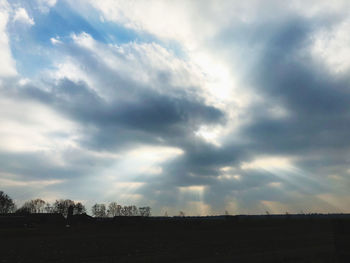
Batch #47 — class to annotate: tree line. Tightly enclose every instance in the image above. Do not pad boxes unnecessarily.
[92,203,151,217]
[0,191,151,217]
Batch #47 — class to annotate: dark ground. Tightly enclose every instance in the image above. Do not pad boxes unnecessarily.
[1,216,350,262]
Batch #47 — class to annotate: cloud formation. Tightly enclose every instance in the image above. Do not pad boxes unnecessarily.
[1,0,350,215]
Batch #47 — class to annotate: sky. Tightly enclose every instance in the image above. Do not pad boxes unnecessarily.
[1,0,350,216]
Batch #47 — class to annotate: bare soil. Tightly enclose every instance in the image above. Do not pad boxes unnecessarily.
[1,217,349,262]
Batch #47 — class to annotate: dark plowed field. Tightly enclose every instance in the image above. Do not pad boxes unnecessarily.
[1,218,349,262]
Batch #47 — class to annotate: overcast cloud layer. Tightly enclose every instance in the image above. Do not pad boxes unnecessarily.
[1,0,350,215]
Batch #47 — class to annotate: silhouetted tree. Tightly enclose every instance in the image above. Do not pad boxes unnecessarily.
[19,201,34,213]
[91,203,106,217]
[20,199,46,213]
[0,191,15,213]
[44,203,53,213]
[131,205,139,216]
[120,206,131,216]
[34,199,46,212]
[73,202,86,215]
[107,202,121,217]
[139,206,151,217]
[52,199,86,216]
[179,211,185,217]
[15,207,30,214]
[53,199,75,217]
[106,204,142,216]
[67,205,74,219]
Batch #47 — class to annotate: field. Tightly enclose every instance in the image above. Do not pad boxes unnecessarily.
[1,216,349,262]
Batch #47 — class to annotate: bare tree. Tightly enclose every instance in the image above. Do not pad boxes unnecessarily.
[107,203,144,216]
[91,203,106,217]
[139,206,151,217]
[53,199,75,217]
[73,202,86,215]
[131,205,139,216]
[19,201,34,213]
[107,202,121,217]
[34,199,46,213]
[121,206,132,216]
[44,203,53,213]
[20,199,46,213]
[0,191,15,213]
[49,200,86,216]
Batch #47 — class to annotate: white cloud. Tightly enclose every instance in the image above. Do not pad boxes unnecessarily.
[82,1,257,140]
[0,96,78,153]
[290,0,350,18]
[0,0,17,77]
[0,177,64,188]
[50,58,94,87]
[85,0,281,50]
[50,36,62,45]
[13,7,34,25]
[51,32,210,103]
[36,0,57,13]
[87,0,202,49]
[311,19,350,74]
[83,0,247,104]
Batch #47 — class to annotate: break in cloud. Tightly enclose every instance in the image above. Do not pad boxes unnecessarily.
[1,0,350,215]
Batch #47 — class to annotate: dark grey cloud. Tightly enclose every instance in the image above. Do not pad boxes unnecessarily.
[17,77,225,150]
[137,14,350,213]
[241,18,350,156]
